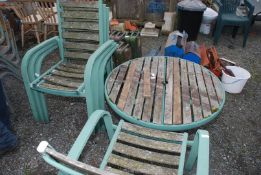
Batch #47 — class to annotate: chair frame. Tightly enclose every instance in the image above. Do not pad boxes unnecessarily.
[37,110,210,175]
[22,0,117,122]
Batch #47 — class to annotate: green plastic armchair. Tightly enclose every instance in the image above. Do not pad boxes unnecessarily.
[21,0,117,122]
[213,0,255,47]
[37,110,210,175]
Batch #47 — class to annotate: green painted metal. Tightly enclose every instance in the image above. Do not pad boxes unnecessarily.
[185,130,209,175]
[38,110,209,175]
[21,0,117,122]
[178,133,188,175]
[213,0,255,47]
[104,57,226,131]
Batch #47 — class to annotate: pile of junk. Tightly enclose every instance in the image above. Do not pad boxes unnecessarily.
[109,0,251,94]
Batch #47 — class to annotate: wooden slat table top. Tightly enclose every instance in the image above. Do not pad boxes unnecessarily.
[106,56,225,127]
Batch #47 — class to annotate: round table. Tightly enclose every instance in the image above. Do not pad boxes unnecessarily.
[105,56,225,131]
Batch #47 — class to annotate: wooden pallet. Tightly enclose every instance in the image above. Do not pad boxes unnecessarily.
[106,57,224,126]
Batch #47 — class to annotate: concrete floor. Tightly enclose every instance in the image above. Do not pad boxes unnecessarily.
[0,22,260,175]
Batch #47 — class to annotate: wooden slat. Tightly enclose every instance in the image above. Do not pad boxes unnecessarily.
[109,64,129,103]
[117,63,137,110]
[173,59,182,124]
[133,57,151,119]
[211,76,223,104]
[61,62,85,70]
[113,142,180,166]
[164,59,174,124]
[43,75,82,88]
[118,132,181,153]
[45,148,115,175]
[61,2,99,9]
[123,59,144,115]
[57,65,85,74]
[39,82,76,91]
[64,41,99,52]
[142,58,159,122]
[106,68,120,95]
[194,64,212,118]
[108,154,177,175]
[201,68,219,112]
[64,51,91,60]
[52,69,84,79]
[63,31,99,42]
[62,22,99,31]
[143,67,151,98]
[62,11,98,19]
[122,122,184,141]
[105,167,132,175]
[180,60,192,124]
[187,62,203,122]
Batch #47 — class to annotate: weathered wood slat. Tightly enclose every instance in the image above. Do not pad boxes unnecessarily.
[52,69,84,79]
[64,41,99,52]
[173,59,182,124]
[62,22,99,31]
[211,76,223,104]
[62,11,98,19]
[108,154,177,175]
[143,67,151,98]
[109,64,129,103]
[117,63,137,110]
[142,58,159,122]
[180,60,192,124]
[153,57,165,124]
[118,132,181,153]
[122,122,184,141]
[61,2,98,9]
[194,64,212,118]
[123,59,144,115]
[57,65,85,74]
[113,143,180,167]
[63,31,99,42]
[201,68,219,112]
[133,57,151,119]
[105,167,132,175]
[164,59,174,124]
[64,51,91,60]
[61,62,85,70]
[44,148,115,175]
[39,82,76,91]
[43,75,82,88]
[106,68,120,95]
[187,62,203,122]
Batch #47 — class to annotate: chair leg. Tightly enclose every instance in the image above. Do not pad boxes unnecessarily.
[34,25,41,44]
[243,24,250,47]
[44,24,48,41]
[213,22,223,45]
[232,26,239,39]
[21,24,24,48]
[24,84,49,122]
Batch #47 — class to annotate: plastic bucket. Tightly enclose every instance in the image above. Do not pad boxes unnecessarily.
[221,66,251,94]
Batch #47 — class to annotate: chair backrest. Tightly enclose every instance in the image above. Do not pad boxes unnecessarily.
[57,0,109,63]
[221,0,241,13]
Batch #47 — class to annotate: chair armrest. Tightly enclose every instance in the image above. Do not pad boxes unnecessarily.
[244,0,255,18]
[21,36,59,83]
[37,141,116,175]
[185,130,209,175]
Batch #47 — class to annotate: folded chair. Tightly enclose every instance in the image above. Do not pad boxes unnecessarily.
[22,0,117,122]
[37,110,209,175]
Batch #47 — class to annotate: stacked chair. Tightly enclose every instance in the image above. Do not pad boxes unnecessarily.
[0,10,21,80]
[20,0,210,174]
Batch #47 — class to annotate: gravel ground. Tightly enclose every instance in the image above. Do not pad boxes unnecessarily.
[0,22,261,175]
